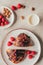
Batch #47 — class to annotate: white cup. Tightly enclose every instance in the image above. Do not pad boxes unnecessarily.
[28,14,40,26]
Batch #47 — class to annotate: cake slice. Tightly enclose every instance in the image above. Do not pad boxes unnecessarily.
[14,33,33,47]
[6,49,27,64]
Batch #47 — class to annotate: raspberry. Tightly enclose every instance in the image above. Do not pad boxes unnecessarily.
[2,18,5,22]
[28,55,34,59]
[0,20,1,23]
[11,5,17,11]
[5,21,9,25]
[0,15,3,19]
[10,37,16,41]
[1,22,4,26]
[17,4,22,9]
[7,41,12,46]
[31,51,37,55]
[27,50,32,54]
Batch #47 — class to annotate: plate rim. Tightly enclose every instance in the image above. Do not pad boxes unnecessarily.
[1,28,41,65]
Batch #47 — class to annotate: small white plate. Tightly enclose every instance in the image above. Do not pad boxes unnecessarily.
[1,29,41,65]
[0,6,15,29]
[28,14,40,26]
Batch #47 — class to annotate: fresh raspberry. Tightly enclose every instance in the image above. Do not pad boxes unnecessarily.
[7,41,12,46]
[17,4,22,9]
[28,55,34,59]
[5,21,9,25]
[11,5,17,11]
[0,23,1,26]
[2,18,5,22]
[0,20,1,23]
[31,51,37,55]
[10,37,16,41]
[27,50,32,54]
[1,22,4,26]
[0,15,3,19]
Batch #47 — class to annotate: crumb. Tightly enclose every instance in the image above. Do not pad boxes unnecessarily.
[32,7,35,11]
[21,16,25,20]
[22,5,26,9]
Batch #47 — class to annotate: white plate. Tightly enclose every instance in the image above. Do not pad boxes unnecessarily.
[1,29,41,65]
[0,6,15,29]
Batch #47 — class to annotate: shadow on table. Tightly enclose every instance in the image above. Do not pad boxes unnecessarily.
[11,11,17,26]
[38,12,43,26]
[34,33,43,65]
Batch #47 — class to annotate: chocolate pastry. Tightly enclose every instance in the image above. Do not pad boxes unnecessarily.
[6,49,27,64]
[14,33,31,47]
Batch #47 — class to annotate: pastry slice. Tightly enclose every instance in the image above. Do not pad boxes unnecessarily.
[6,49,27,64]
[14,33,33,47]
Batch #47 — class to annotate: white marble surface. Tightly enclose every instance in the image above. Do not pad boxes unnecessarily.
[0,0,43,65]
